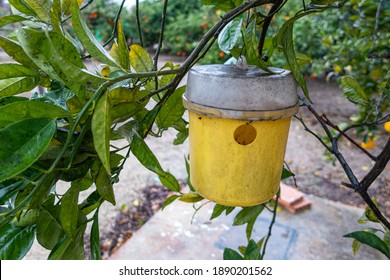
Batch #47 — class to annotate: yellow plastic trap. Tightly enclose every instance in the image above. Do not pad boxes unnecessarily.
[183,65,299,207]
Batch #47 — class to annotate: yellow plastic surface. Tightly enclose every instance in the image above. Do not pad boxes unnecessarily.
[189,112,292,207]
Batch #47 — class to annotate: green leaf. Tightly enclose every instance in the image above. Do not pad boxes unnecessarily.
[280,24,309,100]
[233,204,265,226]
[60,183,79,239]
[156,86,186,129]
[71,0,118,67]
[281,167,295,180]
[0,118,56,182]
[341,76,370,106]
[48,227,85,260]
[0,36,37,69]
[211,204,225,220]
[117,20,130,70]
[92,94,111,174]
[8,0,36,17]
[36,207,63,250]
[16,28,65,83]
[244,239,260,260]
[0,64,39,79]
[0,76,38,98]
[245,219,256,241]
[129,44,153,72]
[24,0,52,22]
[28,172,57,210]
[0,223,35,260]
[131,135,180,192]
[184,155,194,192]
[352,239,362,255]
[201,0,243,11]
[0,100,70,129]
[243,20,270,72]
[13,210,39,227]
[162,195,180,210]
[218,18,242,53]
[0,179,31,205]
[0,96,28,107]
[179,193,204,203]
[0,15,30,29]
[45,31,105,90]
[111,102,144,124]
[90,209,101,260]
[344,231,390,259]
[95,164,116,205]
[223,248,244,260]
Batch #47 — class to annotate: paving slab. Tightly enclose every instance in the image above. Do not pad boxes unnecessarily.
[110,195,386,260]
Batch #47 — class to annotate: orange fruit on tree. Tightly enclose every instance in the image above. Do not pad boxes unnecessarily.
[360,139,375,150]
[384,121,390,133]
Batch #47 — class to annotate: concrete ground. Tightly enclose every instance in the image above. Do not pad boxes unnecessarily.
[110,194,386,260]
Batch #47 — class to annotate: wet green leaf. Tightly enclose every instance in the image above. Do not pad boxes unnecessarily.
[60,183,79,239]
[341,76,370,106]
[0,100,70,129]
[156,86,186,129]
[218,18,242,53]
[0,118,56,182]
[92,94,111,174]
[223,248,244,260]
[129,44,153,72]
[233,204,265,226]
[71,0,118,67]
[0,223,35,260]
[90,209,101,260]
[344,231,390,259]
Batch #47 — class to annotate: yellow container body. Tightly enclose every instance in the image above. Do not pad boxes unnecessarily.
[189,112,292,207]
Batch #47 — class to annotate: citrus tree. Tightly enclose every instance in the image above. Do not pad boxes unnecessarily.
[0,0,389,260]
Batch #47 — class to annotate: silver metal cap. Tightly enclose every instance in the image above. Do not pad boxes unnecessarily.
[183,64,299,120]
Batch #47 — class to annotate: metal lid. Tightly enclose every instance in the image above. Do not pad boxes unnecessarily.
[183,64,299,120]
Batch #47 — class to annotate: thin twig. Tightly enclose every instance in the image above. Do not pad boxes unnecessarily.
[260,190,279,259]
[135,0,144,47]
[321,114,377,161]
[153,0,169,71]
[102,0,127,48]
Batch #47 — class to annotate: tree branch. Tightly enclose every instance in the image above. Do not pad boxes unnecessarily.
[358,136,390,193]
